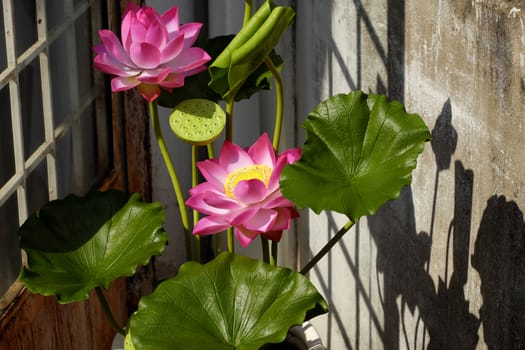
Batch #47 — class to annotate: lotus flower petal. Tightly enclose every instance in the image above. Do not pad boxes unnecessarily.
[93,4,210,101]
[187,134,301,247]
[111,76,140,91]
[180,23,203,48]
[137,83,161,102]
[233,179,268,204]
[166,48,211,73]
[130,42,161,69]
[219,142,254,173]
[193,216,231,236]
[161,6,180,37]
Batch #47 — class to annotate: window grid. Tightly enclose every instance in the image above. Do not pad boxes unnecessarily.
[0,0,95,217]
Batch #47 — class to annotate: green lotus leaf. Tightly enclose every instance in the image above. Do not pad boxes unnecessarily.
[19,191,168,303]
[208,0,294,101]
[128,252,327,350]
[280,91,431,222]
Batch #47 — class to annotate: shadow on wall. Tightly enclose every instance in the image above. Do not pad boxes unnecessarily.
[472,196,525,349]
[368,98,525,349]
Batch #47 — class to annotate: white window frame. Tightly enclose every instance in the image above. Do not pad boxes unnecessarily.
[0,0,108,308]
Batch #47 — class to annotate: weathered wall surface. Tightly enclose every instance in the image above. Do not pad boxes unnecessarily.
[296,0,525,349]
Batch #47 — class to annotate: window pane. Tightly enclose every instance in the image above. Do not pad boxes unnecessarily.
[0,87,14,189]
[13,2,38,56]
[0,7,6,71]
[0,1,111,299]
[0,194,20,297]
[20,60,44,160]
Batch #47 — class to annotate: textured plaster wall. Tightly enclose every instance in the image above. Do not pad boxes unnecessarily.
[295,0,525,349]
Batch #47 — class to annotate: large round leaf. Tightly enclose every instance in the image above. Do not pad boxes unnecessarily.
[280,91,430,222]
[128,252,327,350]
[19,192,168,303]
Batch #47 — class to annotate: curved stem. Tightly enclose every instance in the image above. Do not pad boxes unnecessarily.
[243,0,254,26]
[95,287,125,336]
[264,56,284,152]
[261,237,270,264]
[225,99,234,142]
[270,240,278,265]
[149,101,192,261]
[192,145,201,262]
[227,227,235,253]
[300,220,354,275]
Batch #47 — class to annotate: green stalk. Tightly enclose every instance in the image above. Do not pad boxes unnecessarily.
[227,227,235,253]
[261,237,270,264]
[191,145,201,262]
[225,99,234,142]
[206,143,221,255]
[95,287,125,336]
[264,56,284,152]
[149,101,192,261]
[300,220,354,275]
[270,240,278,265]
[243,0,254,26]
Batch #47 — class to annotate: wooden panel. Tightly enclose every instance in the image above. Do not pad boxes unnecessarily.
[0,279,127,350]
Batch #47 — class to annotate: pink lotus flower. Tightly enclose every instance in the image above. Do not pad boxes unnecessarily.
[93,3,211,101]
[186,134,301,247]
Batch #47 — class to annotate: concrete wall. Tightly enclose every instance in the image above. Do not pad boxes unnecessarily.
[296,0,525,349]
[147,0,524,348]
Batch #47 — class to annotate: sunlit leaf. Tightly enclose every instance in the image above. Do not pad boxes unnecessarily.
[129,253,327,350]
[281,91,430,221]
[19,192,168,303]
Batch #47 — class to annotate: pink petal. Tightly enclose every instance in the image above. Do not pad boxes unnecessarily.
[234,226,260,247]
[130,42,161,69]
[219,141,254,173]
[145,20,167,48]
[160,6,180,37]
[166,48,211,73]
[247,133,275,168]
[111,76,140,92]
[186,190,240,216]
[137,7,160,27]
[121,11,136,52]
[180,23,203,48]
[268,207,297,231]
[130,15,147,44]
[137,83,161,102]
[262,191,295,209]
[193,216,231,236]
[160,35,184,64]
[241,208,278,232]
[233,179,268,204]
[267,148,301,192]
[94,54,140,77]
[197,159,228,190]
[98,30,134,66]
[158,73,185,88]
[137,68,171,83]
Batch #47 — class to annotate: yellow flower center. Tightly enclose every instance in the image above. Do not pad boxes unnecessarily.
[224,165,272,199]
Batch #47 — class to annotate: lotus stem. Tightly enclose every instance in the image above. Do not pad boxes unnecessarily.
[149,101,192,261]
[225,99,234,142]
[261,237,270,264]
[227,227,235,253]
[192,145,201,262]
[300,220,354,275]
[95,287,125,336]
[271,240,278,265]
[264,56,284,152]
